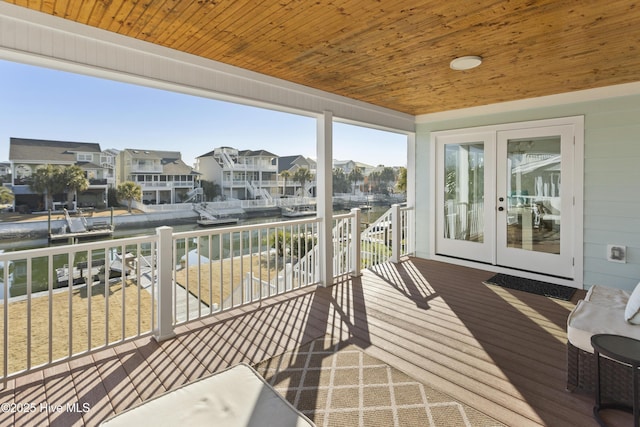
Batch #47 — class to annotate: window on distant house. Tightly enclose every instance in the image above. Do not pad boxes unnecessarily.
[77,153,93,162]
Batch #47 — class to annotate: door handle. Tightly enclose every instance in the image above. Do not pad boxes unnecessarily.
[498,207,504,212]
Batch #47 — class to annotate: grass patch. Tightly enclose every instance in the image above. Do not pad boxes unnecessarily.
[0,279,154,375]
[175,253,280,309]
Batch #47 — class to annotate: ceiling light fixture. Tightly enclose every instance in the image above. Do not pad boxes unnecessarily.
[450,55,483,71]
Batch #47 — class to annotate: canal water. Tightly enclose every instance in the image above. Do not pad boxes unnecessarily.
[0,206,392,298]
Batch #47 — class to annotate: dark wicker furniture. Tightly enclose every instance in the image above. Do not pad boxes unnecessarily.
[568,341,637,408]
[591,334,640,427]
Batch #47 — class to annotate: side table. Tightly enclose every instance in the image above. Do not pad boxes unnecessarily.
[591,334,640,427]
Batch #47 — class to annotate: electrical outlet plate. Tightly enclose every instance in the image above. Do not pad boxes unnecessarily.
[607,245,626,263]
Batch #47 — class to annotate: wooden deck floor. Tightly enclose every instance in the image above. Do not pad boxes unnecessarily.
[0,258,629,426]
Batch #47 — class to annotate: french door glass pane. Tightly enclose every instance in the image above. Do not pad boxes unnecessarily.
[444,143,484,242]
[506,137,561,254]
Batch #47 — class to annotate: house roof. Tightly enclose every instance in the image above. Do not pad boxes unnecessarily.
[197,150,216,159]
[198,148,279,159]
[123,149,181,160]
[162,159,200,175]
[122,148,198,174]
[238,149,278,158]
[9,138,101,162]
[8,1,640,115]
[77,161,102,169]
[278,155,308,173]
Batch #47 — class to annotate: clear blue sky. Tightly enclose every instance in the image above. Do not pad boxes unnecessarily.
[0,59,407,167]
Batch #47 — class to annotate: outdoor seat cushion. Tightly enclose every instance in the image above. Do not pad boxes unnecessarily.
[625,282,640,324]
[567,299,640,353]
[101,363,315,427]
[584,284,629,309]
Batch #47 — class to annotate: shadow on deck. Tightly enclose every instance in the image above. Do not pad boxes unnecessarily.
[0,258,629,426]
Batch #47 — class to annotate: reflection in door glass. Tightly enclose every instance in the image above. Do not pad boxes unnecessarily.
[444,143,484,242]
[506,137,561,254]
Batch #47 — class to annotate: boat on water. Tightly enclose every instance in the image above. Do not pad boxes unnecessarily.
[196,214,239,227]
[281,205,316,218]
[48,208,114,242]
[194,205,239,227]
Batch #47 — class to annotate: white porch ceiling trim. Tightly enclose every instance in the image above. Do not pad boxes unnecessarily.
[0,2,414,133]
[416,81,640,123]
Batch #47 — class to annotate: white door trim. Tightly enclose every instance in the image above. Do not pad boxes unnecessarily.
[429,116,584,288]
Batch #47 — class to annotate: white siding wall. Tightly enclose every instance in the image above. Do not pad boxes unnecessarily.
[582,99,640,290]
[196,156,223,184]
[416,94,640,291]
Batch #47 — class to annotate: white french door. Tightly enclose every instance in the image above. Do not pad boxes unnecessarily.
[435,132,495,264]
[434,120,579,280]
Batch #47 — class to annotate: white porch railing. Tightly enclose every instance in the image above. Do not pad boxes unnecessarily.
[0,206,413,382]
[361,204,414,268]
[0,235,159,381]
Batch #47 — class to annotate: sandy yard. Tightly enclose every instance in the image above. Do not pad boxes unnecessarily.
[0,208,142,223]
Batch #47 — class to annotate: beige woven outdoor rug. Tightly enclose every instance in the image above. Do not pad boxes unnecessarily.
[254,336,504,427]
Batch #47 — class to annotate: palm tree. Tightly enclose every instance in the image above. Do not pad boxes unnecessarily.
[30,165,64,210]
[117,181,142,213]
[292,168,313,197]
[378,166,396,194]
[62,165,89,209]
[396,167,407,193]
[0,186,14,205]
[200,180,220,201]
[332,168,350,194]
[348,167,364,194]
[280,170,291,196]
[367,171,380,193]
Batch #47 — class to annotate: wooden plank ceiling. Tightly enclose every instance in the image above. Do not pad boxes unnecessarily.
[7,0,640,115]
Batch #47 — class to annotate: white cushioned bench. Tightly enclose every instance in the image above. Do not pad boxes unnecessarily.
[567,285,637,353]
[566,284,640,404]
[101,363,315,427]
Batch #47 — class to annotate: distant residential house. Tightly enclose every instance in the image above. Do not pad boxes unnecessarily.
[101,148,119,186]
[278,155,316,197]
[333,159,374,194]
[0,162,10,183]
[116,149,200,205]
[196,147,278,201]
[8,138,113,211]
[333,160,374,175]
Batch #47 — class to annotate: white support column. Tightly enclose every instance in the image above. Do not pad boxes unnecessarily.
[406,132,416,255]
[350,208,362,277]
[317,111,334,287]
[390,204,401,263]
[154,226,176,342]
[407,133,416,209]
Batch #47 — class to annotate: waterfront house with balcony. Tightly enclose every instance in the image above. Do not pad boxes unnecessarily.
[8,138,113,211]
[116,149,200,205]
[278,154,316,197]
[196,147,278,201]
[1,2,640,426]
